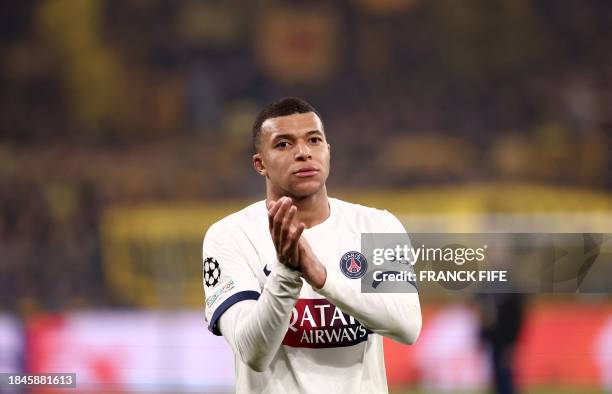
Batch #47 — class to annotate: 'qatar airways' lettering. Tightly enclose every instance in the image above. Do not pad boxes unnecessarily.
[282,299,371,348]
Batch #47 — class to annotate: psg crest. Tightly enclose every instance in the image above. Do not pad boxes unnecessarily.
[340,251,368,279]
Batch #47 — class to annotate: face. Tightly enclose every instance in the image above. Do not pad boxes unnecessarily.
[253,112,330,199]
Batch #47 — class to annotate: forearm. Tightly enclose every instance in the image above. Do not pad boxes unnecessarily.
[315,272,421,344]
[219,264,302,372]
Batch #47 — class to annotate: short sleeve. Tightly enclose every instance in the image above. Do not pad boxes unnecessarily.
[203,221,262,335]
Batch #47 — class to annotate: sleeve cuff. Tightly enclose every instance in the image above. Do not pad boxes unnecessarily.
[274,262,302,283]
[208,290,260,336]
[314,270,339,299]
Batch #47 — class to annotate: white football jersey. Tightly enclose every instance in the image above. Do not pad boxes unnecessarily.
[203,197,411,393]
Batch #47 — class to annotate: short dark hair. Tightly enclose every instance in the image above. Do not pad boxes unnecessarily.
[252,97,322,152]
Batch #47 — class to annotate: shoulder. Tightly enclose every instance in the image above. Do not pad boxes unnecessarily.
[331,197,403,232]
[204,200,266,242]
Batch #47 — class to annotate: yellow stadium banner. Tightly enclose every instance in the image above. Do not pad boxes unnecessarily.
[101,184,612,308]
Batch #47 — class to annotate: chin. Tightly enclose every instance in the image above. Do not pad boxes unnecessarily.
[288,182,324,198]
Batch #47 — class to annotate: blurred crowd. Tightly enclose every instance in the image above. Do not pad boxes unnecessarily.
[1,0,611,310]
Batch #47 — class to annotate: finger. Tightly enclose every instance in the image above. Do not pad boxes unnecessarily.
[293,222,305,243]
[288,223,306,248]
[273,198,291,249]
[288,222,305,265]
[268,198,287,235]
[267,199,281,230]
[280,206,297,257]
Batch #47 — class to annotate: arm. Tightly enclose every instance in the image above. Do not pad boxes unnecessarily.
[315,273,421,344]
[300,211,422,345]
[219,264,302,372]
[206,197,305,372]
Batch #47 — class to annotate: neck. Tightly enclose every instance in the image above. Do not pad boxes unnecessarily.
[266,186,330,228]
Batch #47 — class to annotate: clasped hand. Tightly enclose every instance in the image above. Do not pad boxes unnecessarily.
[267,197,326,288]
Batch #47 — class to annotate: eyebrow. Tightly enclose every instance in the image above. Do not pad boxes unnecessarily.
[271,130,324,141]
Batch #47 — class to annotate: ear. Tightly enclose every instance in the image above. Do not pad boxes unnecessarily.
[252,153,266,176]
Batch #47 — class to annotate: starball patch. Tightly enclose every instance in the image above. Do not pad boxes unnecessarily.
[204,257,221,287]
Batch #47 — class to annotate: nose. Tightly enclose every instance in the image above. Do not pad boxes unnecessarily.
[294,141,312,161]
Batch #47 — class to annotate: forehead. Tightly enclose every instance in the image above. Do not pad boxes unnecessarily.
[260,112,323,139]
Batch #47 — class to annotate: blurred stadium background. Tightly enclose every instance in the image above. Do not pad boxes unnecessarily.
[1,0,611,393]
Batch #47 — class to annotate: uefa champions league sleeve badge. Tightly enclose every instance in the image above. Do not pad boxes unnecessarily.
[204,257,221,287]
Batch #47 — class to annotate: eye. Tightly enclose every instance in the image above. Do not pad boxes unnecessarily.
[275,141,290,149]
[309,136,323,144]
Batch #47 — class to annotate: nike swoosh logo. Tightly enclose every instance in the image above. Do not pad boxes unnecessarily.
[263,264,271,276]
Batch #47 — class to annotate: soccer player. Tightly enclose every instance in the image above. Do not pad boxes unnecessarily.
[202,97,421,393]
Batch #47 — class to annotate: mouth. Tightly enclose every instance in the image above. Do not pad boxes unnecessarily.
[293,167,319,177]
